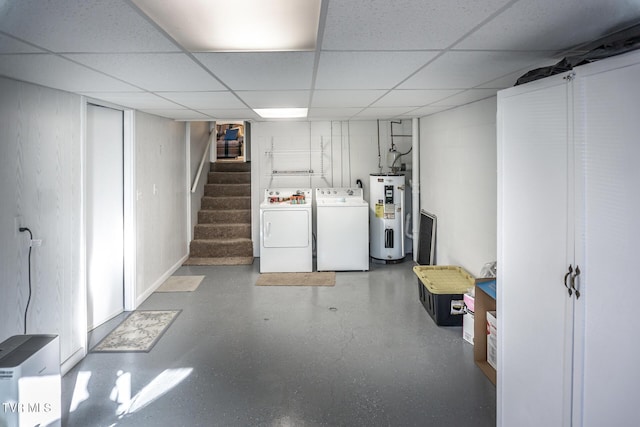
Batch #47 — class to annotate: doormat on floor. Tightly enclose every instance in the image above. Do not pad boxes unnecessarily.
[91,310,181,353]
[155,275,204,292]
[256,272,336,286]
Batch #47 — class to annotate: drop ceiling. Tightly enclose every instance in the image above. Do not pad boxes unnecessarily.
[1,0,639,121]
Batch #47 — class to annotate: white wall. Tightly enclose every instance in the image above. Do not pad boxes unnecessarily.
[134,112,188,304]
[250,119,415,256]
[0,77,84,368]
[0,76,191,372]
[419,97,497,277]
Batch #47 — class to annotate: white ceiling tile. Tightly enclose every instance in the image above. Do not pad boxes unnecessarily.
[199,108,261,120]
[410,105,455,117]
[315,51,438,90]
[373,89,462,107]
[65,53,225,91]
[82,92,182,109]
[458,0,640,51]
[311,90,387,108]
[195,52,315,90]
[354,107,416,119]
[236,91,309,109]
[0,54,139,92]
[429,89,497,106]
[0,0,178,53]
[1,0,638,122]
[138,109,212,120]
[398,51,556,89]
[322,0,512,50]
[0,35,43,53]
[158,91,246,109]
[308,107,363,119]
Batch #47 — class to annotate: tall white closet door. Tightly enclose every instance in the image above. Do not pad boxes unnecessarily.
[86,104,124,330]
[497,76,574,426]
[573,57,640,427]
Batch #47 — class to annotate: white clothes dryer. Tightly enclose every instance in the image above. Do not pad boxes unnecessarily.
[315,188,369,271]
[260,188,313,273]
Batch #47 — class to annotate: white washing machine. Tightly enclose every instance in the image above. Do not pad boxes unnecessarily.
[260,188,313,273]
[316,188,369,271]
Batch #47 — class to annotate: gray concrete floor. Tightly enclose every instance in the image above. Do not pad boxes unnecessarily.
[61,260,496,426]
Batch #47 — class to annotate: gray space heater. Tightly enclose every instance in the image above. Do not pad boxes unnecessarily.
[0,335,61,427]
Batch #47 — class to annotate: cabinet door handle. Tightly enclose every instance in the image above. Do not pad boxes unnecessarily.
[570,265,581,299]
[564,265,573,296]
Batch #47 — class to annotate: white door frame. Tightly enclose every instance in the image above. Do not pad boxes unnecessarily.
[122,108,136,311]
[81,98,136,350]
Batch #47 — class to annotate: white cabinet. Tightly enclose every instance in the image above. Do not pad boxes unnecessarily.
[497,71,575,426]
[497,50,640,427]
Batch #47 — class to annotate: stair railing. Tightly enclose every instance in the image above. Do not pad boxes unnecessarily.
[191,130,215,193]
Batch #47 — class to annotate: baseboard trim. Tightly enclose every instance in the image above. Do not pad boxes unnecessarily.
[135,253,190,307]
[61,346,86,376]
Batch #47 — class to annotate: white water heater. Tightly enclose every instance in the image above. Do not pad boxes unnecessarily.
[369,174,405,262]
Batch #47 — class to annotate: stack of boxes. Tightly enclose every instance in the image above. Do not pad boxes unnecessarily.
[413,266,498,384]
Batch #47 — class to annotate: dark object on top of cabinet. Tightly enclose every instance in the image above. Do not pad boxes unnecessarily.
[515,21,640,86]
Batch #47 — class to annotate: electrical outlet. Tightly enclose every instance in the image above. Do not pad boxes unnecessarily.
[31,239,43,247]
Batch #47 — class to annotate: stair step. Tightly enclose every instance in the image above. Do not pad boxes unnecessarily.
[207,171,251,184]
[205,183,251,197]
[189,238,253,258]
[201,196,250,210]
[191,162,254,262]
[198,209,251,224]
[183,256,254,266]
[211,162,251,173]
[194,223,250,240]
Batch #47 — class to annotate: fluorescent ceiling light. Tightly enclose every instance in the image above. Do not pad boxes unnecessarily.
[132,0,321,52]
[254,108,308,118]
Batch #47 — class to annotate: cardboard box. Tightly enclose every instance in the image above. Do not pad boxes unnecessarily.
[463,293,475,344]
[463,311,475,344]
[486,310,497,369]
[473,279,497,385]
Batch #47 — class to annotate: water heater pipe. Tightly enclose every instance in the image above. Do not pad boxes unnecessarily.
[400,183,405,256]
[412,118,420,262]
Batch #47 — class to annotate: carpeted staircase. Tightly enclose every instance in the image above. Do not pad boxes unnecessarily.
[184,161,254,265]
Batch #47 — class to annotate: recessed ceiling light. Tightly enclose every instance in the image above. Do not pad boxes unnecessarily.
[132,0,321,52]
[254,108,308,118]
